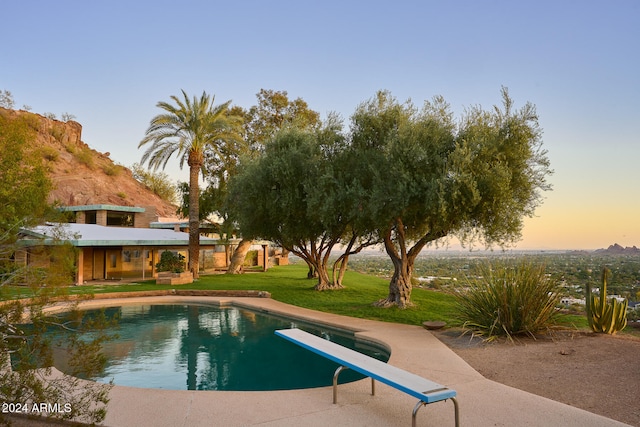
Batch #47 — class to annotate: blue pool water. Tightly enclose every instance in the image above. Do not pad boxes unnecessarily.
[51,304,390,391]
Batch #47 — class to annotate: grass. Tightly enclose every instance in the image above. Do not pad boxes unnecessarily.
[4,265,458,327]
[2,264,617,332]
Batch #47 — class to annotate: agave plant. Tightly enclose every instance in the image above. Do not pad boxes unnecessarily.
[455,260,562,341]
[585,267,627,334]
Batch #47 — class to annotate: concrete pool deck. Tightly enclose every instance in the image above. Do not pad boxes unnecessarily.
[71,295,629,427]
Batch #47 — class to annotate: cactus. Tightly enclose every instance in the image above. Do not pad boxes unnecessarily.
[585,267,628,334]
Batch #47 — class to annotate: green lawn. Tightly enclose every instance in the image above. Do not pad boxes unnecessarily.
[3,265,457,327]
[2,264,604,331]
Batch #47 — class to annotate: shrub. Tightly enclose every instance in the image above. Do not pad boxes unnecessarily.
[455,260,562,341]
[130,163,177,203]
[155,251,186,273]
[73,147,94,169]
[102,163,121,176]
[41,146,59,161]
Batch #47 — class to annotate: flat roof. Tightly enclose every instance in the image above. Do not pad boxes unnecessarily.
[58,204,146,213]
[22,223,221,247]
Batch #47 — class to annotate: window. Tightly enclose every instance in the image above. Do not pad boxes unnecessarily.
[107,212,134,227]
[86,211,97,224]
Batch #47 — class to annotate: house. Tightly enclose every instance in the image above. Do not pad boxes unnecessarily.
[560,297,585,306]
[17,204,271,285]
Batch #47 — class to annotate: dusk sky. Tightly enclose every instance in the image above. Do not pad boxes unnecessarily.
[2,1,639,250]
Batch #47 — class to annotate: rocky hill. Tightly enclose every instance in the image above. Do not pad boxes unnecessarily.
[594,243,640,255]
[1,107,178,218]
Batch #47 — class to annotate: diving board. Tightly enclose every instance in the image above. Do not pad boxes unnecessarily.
[275,328,459,427]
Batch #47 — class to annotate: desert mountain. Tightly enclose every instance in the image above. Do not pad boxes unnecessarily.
[1,107,178,218]
[594,243,640,255]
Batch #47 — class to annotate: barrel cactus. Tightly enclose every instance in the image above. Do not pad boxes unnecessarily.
[585,267,628,334]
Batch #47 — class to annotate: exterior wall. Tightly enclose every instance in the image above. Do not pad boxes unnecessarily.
[13,249,27,268]
[96,210,107,226]
[199,246,229,270]
[135,206,159,228]
[274,256,289,266]
[213,252,228,268]
[256,249,265,268]
[23,243,235,285]
[82,248,93,278]
[26,247,51,269]
[15,247,83,285]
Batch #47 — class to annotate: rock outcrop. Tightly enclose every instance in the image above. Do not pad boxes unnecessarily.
[1,107,178,218]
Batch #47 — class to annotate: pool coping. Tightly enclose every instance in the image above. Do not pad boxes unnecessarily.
[49,295,630,426]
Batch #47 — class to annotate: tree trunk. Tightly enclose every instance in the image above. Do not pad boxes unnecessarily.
[295,250,342,290]
[187,161,201,279]
[331,233,369,288]
[375,223,415,308]
[227,239,253,274]
[313,266,332,290]
[375,221,446,308]
[313,263,344,290]
[378,261,413,308]
[305,260,317,279]
[332,254,350,288]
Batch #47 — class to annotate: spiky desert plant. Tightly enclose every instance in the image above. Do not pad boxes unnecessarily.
[455,260,562,341]
[585,267,627,334]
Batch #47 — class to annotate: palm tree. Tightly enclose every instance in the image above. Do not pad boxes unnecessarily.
[139,90,242,278]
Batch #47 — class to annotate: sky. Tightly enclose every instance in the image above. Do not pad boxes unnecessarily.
[2,0,639,251]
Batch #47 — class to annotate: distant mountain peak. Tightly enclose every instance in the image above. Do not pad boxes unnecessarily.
[595,243,640,254]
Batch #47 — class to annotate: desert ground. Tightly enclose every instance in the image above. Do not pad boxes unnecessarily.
[434,328,640,426]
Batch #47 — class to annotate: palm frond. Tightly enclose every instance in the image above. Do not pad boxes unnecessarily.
[138,90,243,173]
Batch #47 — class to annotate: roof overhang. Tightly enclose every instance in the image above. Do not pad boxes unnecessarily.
[58,204,145,213]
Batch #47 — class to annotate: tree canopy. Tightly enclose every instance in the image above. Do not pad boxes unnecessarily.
[0,111,112,424]
[229,88,552,306]
[0,112,52,235]
[229,117,379,290]
[348,88,552,307]
[223,89,321,273]
[242,89,321,149]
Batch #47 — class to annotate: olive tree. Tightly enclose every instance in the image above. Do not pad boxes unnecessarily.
[349,88,552,308]
[228,123,368,290]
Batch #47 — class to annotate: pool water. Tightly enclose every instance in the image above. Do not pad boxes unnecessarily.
[50,304,389,391]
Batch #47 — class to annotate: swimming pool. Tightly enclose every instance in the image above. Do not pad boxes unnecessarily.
[50,303,390,391]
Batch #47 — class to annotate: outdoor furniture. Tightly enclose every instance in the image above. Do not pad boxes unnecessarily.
[275,328,459,427]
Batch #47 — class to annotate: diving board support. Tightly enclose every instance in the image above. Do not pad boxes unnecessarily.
[276,327,459,426]
[413,397,459,427]
[333,366,375,403]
